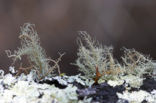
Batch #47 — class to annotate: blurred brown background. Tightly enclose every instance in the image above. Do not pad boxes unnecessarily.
[0,0,156,75]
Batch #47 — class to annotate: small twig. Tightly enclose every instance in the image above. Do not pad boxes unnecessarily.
[38,53,65,80]
[16,63,33,76]
[46,53,65,75]
[93,66,101,84]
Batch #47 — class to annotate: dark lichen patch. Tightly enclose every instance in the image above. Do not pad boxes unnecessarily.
[140,76,156,92]
[12,95,16,98]
[38,93,44,98]
[39,77,86,90]
[77,82,125,103]
[142,100,148,103]
[128,87,139,92]
[1,81,11,90]
[39,79,67,89]
[69,81,85,89]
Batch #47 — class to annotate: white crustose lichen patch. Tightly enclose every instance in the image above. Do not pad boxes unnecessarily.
[0,68,79,103]
[107,80,124,87]
[120,74,144,88]
[117,90,156,103]
[0,67,155,103]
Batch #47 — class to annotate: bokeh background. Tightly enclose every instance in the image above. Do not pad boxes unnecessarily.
[0,0,156,75]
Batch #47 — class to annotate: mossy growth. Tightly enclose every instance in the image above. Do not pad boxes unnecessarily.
[6,23,64,80]
[74,31,154,82]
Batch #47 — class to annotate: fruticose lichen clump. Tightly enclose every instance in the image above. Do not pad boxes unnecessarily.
[121,48,153,78]
[73,31,123,81]
[74,31,154,83]
[5,23,64,80]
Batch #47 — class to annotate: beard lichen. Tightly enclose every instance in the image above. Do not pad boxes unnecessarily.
[5,23,64,80]
[73,31,154,84]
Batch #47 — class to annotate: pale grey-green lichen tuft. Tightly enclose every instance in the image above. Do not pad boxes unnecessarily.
[73,31,154,81]
[73,31,122,80]
[121,48,153,77]
[5,23,64,80]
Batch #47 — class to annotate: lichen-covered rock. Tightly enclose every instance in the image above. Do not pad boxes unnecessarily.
[0,68,79,103]
[0,67,156,103]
